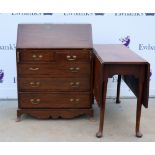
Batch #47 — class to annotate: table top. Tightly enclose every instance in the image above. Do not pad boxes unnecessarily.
[16,24,93,49]
[94,44,147,64]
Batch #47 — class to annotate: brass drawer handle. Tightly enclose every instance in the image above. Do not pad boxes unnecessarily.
[39,55,43,58]
[75,99,80,102]
[69,67,74,71]
[30,82,40,87]
[29,67,39,71]
[70,82,80,87]
[66,55,77,61]
[32,54,43,60]
[30,98,40,104]
[70,98,74,102]
[75,82,80,85]
[73,55,77,59]
[69,98,80,102]
[69,67,80,72]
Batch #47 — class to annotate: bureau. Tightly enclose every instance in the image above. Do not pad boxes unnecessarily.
[16,24,94,120]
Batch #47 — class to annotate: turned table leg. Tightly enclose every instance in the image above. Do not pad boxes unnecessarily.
[135,80,143,138]
[96,79,108,138]
[116,75,121,104]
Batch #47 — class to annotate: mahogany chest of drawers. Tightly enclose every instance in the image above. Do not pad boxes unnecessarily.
[16,24,94,120]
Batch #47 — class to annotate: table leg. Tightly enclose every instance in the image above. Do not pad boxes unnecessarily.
[96,79,108,138]
[116,75,121,104]
[135,80,143,138]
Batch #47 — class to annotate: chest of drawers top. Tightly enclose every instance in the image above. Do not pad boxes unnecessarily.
[16,24,93,49]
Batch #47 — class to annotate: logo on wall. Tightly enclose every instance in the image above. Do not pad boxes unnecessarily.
[119,36,130,48]
[11,13,105,17]
[64,13,104,16]
[0,43,16,51]
[0,69,4,83]
[115,13,155,16]
[95,13,105,16]
[145,13,155,16]
[11,13,53,16]
[139,44,155,51]
[43,13,53,16]
[115,13,144,16]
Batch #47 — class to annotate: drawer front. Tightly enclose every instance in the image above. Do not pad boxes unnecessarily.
[19,78,90,91]
[17,50,55,62]
[19,92,91,108]
[17,63,90,77]
[55,50,91,62]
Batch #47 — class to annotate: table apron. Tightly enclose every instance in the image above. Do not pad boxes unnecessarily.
[103,64,145,79]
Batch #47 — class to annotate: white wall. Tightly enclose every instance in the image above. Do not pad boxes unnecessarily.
[0,13,154,98]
